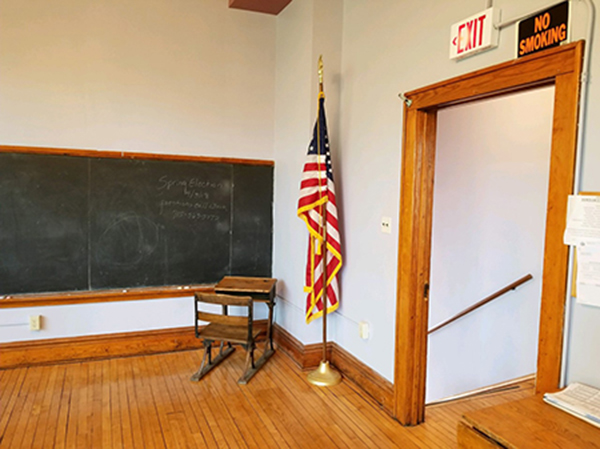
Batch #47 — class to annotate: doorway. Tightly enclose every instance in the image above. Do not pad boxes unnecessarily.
[393,41,583,425]
[426,86,554,403]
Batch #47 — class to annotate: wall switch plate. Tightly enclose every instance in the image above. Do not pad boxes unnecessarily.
[29,315,41,331]
[381,217,392,234]
[359,321,369,339]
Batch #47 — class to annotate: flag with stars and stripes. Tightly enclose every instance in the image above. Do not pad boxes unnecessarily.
[297,93,342,324]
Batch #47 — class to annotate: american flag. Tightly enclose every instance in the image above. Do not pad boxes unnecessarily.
[297,94,342,324]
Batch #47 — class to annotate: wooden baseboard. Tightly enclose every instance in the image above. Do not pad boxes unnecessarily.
[0,321,393,415]
[272,324,332,369]
[0,327,201,369]
[0,320,268,369]
[273,324,394,414]
[329,341,394,414]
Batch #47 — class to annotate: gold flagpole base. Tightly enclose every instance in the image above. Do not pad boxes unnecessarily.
[307,361,342,387]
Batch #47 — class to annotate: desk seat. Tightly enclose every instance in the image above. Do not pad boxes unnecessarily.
[200,323,262,344]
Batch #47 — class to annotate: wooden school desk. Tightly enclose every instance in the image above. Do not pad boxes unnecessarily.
[214,276,277,354]
[458,394,600,448]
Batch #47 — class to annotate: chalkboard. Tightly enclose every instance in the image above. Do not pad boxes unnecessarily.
[0,150,273,296]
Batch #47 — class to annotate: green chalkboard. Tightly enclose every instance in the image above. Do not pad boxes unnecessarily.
[0,150,273,296]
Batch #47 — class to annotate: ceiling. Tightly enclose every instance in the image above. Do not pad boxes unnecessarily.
[228,0,293,15]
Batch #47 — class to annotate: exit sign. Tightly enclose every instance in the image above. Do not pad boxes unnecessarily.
[450,8,500,60]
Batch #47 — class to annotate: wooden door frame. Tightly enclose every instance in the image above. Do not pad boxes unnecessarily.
[393,41,584,425]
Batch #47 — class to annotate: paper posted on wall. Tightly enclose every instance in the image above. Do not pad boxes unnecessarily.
[564,195,600,246]
[576,242,600,307]
[564,195,600,307]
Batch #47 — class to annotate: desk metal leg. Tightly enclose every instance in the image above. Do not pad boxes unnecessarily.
[267,301,275,351]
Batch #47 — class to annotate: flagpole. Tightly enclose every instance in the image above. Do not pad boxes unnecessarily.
[307,55,341,387]
[319,56,328,366]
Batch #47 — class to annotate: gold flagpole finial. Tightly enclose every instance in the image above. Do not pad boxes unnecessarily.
[318,55,324,95]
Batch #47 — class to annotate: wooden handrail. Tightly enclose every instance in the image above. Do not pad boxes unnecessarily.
[428,274,533,335]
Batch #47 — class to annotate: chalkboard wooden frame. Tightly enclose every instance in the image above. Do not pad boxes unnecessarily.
[0,145,274,309]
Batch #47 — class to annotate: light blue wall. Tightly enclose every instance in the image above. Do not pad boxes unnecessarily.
[273,0,600,386]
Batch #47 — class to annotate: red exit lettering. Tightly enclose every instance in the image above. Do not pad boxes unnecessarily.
[457,14,486,54]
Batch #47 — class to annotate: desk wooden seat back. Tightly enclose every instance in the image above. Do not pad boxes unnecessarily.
[194,293,258,344]
[191,292,261,384]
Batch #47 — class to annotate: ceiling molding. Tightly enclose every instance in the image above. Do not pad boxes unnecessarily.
[229,0,292,15]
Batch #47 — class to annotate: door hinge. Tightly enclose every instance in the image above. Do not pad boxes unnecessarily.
[424,283,430,301]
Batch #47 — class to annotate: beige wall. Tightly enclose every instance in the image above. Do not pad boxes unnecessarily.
[0,0,276,159]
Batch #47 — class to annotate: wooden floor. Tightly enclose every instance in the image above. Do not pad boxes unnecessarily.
[0,348,534,448]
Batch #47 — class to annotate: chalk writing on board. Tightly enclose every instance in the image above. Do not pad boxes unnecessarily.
[158,199,228,215]
[171,211,221,221]
[157,175,225,200]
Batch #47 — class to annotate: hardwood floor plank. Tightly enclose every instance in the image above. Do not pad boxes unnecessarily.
[28,365,60,448]
[75,363,91,448]
[40,365,68,448]
[212,349,280,448]
[268,353,370,448]
[0,368,27,440]
[121,358,147,449]
[54,364,75,449]
[89,361,104,449]
[1,368,44,449]
[0,348,535,449]
[107,359,123,449]
[243,355,326,448]
[174,351,223,448]
[157,352,208,448]
[65,363,81,448]
[277,353,407,449]
[142,353,182,448]
[0,369,18,416]
[188,349,300,449]
[219,351,290,448]
[163,356,207,447]
[132,356,167,449]
[211,353,297,448]
[193,363,249,449]
[127,357,159,449]
[322,380,421,448]
[19,366,52,449]
[116,359,135,449]
[100,360,113,449]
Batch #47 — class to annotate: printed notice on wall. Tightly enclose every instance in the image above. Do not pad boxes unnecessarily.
[564,195,600,246]
[576,242,600,307]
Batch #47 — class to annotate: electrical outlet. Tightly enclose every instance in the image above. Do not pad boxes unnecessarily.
[358,321,369,339]
[29,315,41,331]
[381,217,392,234]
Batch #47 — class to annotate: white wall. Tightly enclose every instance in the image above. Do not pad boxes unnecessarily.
[0,0,276,342]
[427,87,554,402]
[273,0,600,386]
[0,298,192,342]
